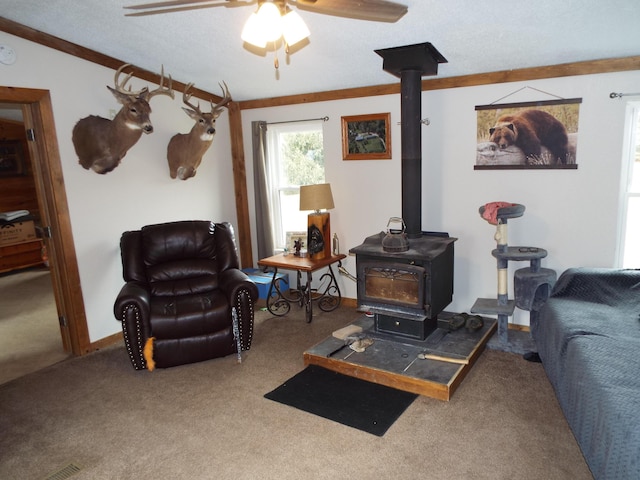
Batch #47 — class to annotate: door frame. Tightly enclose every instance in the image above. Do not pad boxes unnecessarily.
[2,86,90,355]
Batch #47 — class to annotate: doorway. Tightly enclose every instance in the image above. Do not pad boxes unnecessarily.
[0,86,90,366]
[0,103,68,383]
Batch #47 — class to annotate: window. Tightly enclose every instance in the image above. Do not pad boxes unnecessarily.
[618,102,640,268]
[266,121,325,249]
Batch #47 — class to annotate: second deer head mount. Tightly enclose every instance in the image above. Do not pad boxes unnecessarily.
[167,82,232,180]
[72,63,174,174]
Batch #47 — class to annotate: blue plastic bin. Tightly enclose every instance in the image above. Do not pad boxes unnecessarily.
[243,268,290,300]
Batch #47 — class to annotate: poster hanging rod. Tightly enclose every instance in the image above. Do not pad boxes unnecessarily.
[610,92,640,99]
[266,116,329,125]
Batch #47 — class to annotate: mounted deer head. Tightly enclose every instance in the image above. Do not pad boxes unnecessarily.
[167,82,231,180]
[72,63,174,174]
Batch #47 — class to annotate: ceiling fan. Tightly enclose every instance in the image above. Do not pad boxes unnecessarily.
[124,0,408,23]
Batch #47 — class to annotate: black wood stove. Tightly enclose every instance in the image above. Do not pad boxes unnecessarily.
[350,42,454,341]
[350,232,455,340]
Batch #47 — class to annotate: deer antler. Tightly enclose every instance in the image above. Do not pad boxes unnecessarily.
[181,82,203,115]
[211,82,232,116]
[113,63,174,100]
[181,81,231,117]
[113,63,147,96]
[146,65,175,100]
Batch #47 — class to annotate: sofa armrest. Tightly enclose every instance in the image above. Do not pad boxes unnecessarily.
[551,268,640,307]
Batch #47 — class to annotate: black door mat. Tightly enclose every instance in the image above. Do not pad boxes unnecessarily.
[264,364,417,436]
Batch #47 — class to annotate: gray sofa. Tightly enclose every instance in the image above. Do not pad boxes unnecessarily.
[531,267,640,480]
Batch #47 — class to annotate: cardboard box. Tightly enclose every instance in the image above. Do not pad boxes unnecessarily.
[0,220,37,246]
[243,268,290,300]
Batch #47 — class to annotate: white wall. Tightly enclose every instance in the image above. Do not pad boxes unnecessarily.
[1,32,238,342]
[242,70,640,326]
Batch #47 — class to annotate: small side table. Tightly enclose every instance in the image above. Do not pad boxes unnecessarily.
[257,253,347,323]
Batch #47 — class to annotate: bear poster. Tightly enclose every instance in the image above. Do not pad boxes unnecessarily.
[475,98,581,169]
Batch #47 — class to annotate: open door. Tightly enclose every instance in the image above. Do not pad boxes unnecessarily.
[1,86,90,355]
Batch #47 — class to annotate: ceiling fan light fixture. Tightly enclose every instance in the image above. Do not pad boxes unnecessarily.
[255,2,282,42]
[282,9,310,46]
[240,12,267,48]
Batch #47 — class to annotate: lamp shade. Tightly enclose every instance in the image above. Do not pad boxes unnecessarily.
[300,183,335,211]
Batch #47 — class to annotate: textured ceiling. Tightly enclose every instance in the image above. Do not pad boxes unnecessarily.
[1,0,640,101]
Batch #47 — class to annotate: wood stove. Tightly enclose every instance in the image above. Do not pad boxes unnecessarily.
[350,232,455,340]
[349,42,453,341]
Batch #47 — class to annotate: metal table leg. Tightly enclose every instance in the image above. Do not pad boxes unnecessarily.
[265,268,301,316]
[264,263,342,323]
[303,271,313,323]
[316,264,342,312]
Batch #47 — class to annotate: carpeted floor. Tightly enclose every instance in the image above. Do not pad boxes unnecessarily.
[0,267,69,385]
[0,303,593,479]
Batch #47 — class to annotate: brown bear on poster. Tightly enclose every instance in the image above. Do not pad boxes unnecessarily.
[489,109,569,164]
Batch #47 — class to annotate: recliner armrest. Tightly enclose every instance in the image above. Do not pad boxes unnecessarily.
[113,281,153,370]
[219,269,259,304]
[113,281,151,319]
[219,268,258,353]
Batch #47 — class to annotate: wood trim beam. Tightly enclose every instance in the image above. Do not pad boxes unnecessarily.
[238,56,640,110]
[0,17,223,103]
[420,56,640,91]
[5,15,636,109]
[227,101,253,268]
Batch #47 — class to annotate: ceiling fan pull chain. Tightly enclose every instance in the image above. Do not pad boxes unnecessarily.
[274,41,280,69]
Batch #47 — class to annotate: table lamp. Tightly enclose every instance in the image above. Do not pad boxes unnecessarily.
[300,183,334,260]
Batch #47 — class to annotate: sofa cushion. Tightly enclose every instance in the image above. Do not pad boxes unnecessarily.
[561,335,640,479]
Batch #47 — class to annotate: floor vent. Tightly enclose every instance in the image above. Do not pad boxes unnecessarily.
[44,462,82,480]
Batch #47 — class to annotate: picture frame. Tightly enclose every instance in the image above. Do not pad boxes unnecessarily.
[285,231,307,253]
[0,140,26,177]
[341,112,391,160]
[475,98,581,170]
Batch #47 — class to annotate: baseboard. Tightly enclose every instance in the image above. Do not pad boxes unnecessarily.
[508,323,530,332]
[341,297,358,308]
[89,331,123,352]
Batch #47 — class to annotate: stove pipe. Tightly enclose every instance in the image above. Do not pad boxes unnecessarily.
[375,43,447,238]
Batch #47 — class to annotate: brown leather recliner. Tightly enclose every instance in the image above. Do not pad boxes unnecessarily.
[113,220,258,370]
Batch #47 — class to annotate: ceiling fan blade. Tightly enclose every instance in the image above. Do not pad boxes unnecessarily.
[126,0,225,9]
[291,0,408,23]
[124,0,254,16]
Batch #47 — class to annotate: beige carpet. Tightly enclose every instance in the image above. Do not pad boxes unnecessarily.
[0,267,69,385]
[0,303,593,479]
